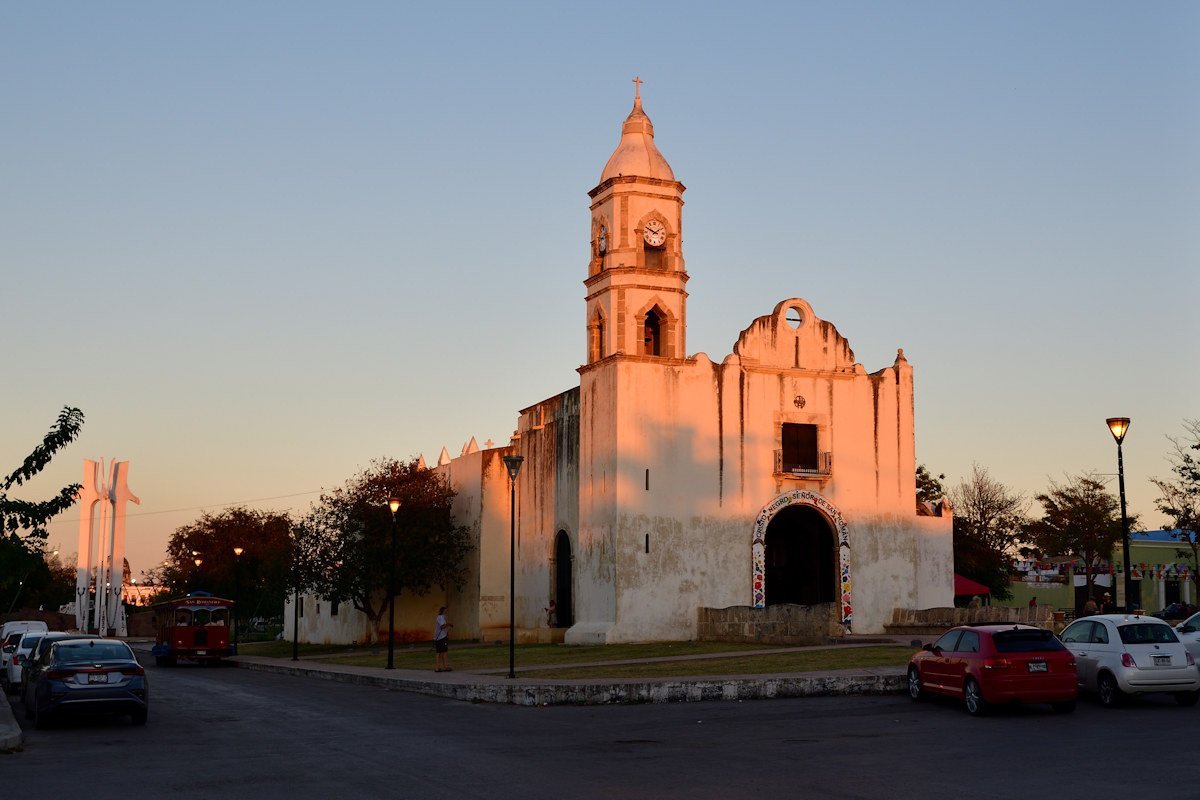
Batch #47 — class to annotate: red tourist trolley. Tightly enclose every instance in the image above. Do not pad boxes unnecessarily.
[151,592,236,666]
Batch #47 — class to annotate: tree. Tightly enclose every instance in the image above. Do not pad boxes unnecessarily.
[300,458,472,641]
[161,507,294,618]
[1,406,85,545]
[947,464,1028,601]
[1152,419,1200,600]
[916,463,946,506]
[1024,472,1132,606]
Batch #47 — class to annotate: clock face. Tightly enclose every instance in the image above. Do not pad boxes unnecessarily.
[643,219,666,247]
[598,226,607,254]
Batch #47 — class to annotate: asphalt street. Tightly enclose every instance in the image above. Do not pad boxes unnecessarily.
[5,659,1194,799]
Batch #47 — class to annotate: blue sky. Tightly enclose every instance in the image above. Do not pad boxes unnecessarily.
[4,2,1197,573]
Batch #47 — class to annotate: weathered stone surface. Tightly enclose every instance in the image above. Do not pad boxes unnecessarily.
[884,605,1053,635]
[697,603,839,646]
[233,657,903,706]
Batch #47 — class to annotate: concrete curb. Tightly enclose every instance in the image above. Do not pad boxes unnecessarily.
[1,696,21,752]
[233,658,906,706]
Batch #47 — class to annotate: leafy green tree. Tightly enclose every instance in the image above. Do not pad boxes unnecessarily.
[916,463,946,506]
[1152,419,1200,600]
[300,458,472,640]
[948,464,1027,601]
[161,507,294,618]
[1,406,84,544]
[1024,472,1133,606]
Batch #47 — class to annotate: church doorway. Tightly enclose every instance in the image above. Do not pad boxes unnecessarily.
[764,504,836,606]
[553,530,574,627]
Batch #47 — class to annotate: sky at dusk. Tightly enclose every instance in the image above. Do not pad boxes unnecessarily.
[4,2,1197,576]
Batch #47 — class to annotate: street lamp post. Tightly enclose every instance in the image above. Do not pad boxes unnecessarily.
[387,497,401,670]
[502,454,524,679]
[193,555,204,588]
[232,546,244,650]
[1107,417,1133,612]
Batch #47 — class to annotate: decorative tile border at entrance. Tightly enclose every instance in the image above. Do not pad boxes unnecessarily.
[752,490,852,631]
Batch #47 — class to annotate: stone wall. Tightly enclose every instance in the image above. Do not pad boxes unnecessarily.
[885,605,1054,635]
[697,603,842,646]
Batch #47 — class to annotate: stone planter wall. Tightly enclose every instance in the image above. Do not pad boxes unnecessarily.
[697,603,841,646]
[885,605,1054,635]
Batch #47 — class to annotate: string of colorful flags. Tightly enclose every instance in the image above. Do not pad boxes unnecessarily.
[1023,560,1195,580]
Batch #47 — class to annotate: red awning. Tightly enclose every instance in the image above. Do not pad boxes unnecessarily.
[953,574,991,596]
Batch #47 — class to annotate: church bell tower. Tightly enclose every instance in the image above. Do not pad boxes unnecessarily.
[585,78,687,364]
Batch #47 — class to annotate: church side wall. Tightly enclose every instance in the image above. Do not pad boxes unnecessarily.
[572,366,620,643]
[439,449,486,640]
[607,357,746,642]
[506,389,580,640]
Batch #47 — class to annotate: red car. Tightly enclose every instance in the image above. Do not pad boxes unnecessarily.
[907,624,1078,715]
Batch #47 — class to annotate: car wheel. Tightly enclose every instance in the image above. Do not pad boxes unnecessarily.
[963,678,987,716]
[907,667,924,702]
[1174,690,1200,707]
[1051,700,1077,714]
[130,708,148,726]
[1097,673,1124,708]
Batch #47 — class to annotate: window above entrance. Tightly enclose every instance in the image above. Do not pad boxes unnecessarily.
[776,423,832,479]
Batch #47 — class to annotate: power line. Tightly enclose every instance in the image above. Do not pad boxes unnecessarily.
[40,489,324,527]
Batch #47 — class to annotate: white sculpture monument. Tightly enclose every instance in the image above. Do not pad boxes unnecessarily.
[75,459,139,635]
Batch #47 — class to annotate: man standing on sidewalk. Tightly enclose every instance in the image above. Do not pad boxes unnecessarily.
[434,607,453,672]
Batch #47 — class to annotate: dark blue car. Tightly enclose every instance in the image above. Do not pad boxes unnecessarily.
[25,638,149,728]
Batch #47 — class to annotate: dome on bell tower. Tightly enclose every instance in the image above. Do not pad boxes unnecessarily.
[600,85,675,183]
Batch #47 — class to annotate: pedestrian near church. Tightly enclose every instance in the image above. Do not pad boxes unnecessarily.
[1083,596,1100,616]
[434,607,453,672]
[1101,592,1116,614]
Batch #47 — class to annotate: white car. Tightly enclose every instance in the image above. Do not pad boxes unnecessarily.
[1175,612,1200,661]
[1059,614,1200,707]
[4,631,45,695]
[0,632,24,691]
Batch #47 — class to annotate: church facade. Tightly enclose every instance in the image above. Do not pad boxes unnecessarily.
[291,88,953,646]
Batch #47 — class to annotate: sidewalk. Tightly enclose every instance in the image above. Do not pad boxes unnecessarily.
[2,638,914,750]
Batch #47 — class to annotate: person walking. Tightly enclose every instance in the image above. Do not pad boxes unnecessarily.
[434,606,453,672]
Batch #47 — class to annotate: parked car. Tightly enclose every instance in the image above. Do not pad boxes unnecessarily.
[3,631,44,694]
[1153,602,1196,621]
[0,620,48,643]
[1174,611,1200,662]
[1059,613,1200,707]
[24,638,148,728]
[908,624,1078,715]
[1,632,24,688]
[20,632,100,710]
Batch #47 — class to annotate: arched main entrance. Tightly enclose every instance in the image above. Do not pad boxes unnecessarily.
[764,505,836,605]
[553,530,574,627]
[752,490,853,630]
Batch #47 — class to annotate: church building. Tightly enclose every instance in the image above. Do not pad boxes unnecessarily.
[293,86,953,646]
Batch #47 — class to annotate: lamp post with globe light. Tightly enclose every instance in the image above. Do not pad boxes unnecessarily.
[387,497,401,669]
[502,455,524,679]
[232,546,244,650]
[1106,417,1134,612]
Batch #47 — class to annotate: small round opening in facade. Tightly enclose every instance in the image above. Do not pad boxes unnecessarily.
[785,306,805,330]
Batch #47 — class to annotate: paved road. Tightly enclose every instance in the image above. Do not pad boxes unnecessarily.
[6,659,1195,798]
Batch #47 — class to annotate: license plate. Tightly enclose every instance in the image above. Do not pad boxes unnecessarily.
[87,673,107,684]
[1154,655,1170,666]
[1027,662,1048,673]
[196,650,207,656]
